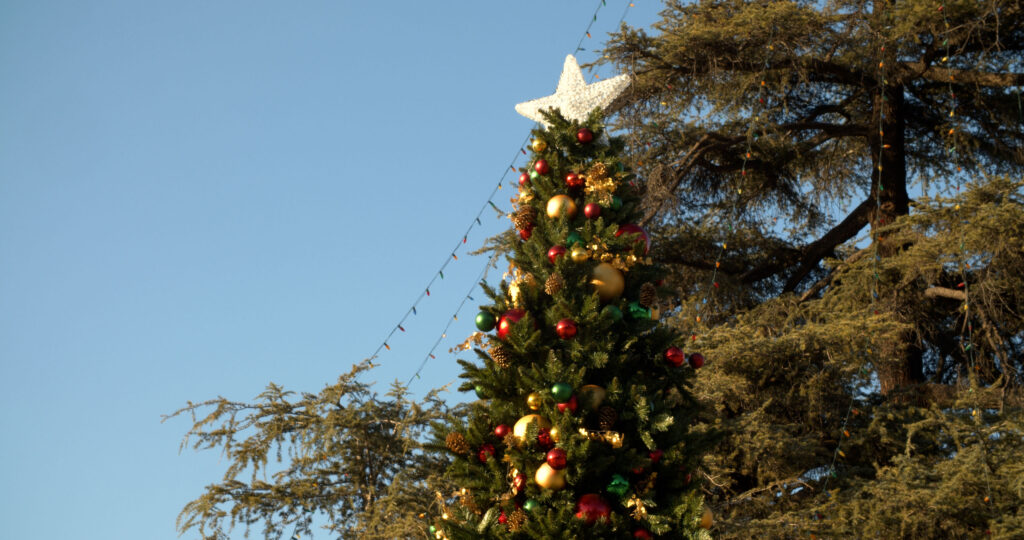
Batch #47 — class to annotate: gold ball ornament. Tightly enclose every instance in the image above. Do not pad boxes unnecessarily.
[590,262,625,301]
[534,462,567,490]
[512,415,551,444]
[570,246,589,263]
[531,139,547,152]
[578,384,606,411]
[546,195,578,219]
[526,392,543,410]
[700,507,713,529]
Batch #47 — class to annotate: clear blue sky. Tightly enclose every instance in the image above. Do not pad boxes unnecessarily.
[0,1,663,538]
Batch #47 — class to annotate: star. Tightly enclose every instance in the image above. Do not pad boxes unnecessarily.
[515,54,631,126]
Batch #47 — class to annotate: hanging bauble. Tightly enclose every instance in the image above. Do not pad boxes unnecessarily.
[497,309,526,340]
[534,159,550,175]
[565,172,585,189]
[529,170,541,181]
[535,462,567,490]
[574,494,611,524]
[494,424,510,438]
[627,301,651,320]
[688,352,705,369]
[615,223,650,254]
[584,203,601,219]
[527,391,543,410]
[555,319,577,340]
[611,195,623,210]
[545,447,568,470]
[523,499,540,513]
[566,231,583,246]
[606,474,630,497]
[512,471,527,494]
[519,227,532,241]
[633,530,654,539]
[578,384,606,410]
[512,415,551,443]
[474,384,489,399]
[519,172,530,186]
[602,304,623,321]
[478,443,496,463]
[591,262,625,301]
[475,311,497,332]
[577,127,594,144]
[665,346,685,367]
[570,246,589,263]
[557,394,578,413]
[547,245,567,264]
[531,139,547,152]
[700,507,713,529]
[429,525,437,534]
[550,382,573,402]
[649,449,664,464]
[549,425,560,442]
[546,195,577,219]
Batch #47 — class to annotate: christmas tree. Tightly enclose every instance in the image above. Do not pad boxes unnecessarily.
[430,56,715,540]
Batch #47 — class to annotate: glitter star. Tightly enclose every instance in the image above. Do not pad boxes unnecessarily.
[515,54,631,126]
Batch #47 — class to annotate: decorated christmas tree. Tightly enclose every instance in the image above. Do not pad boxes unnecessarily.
[430,56,715,540]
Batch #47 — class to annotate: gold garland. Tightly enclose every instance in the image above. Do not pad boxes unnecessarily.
[583,162,618,205]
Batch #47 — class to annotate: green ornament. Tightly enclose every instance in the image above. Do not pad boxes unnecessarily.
[607,474,630,497]
[474,384,489,399]
[429,525,437,534]
[523,499,540,512]
[611,195,622,210]
[550,382,573,403]
[566,231,583,247]
[475,311,497,332]
[627,301,651,320]
[529,170,541,181]
[602,304,623,321]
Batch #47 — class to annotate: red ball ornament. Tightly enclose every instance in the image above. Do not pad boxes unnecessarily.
[577,127,594,144]
[555,318,578,339]
[512,473,527,493]
[649,449,664,464]
[494,424,510,438]
[557,394,578,414]
[478,443,496,463]
[616,223,651,254]
[565,172,584,189]
[633,530,654,539]
[584,203,601,219]
[688,352,706,369]
[497,309,526,340]
[574,493,611,524]
[519,227,532,241]
[547,245,567,264]
[519,172,530,186]
[498,510,508,524]
[545,448,568,470]
[534,159,550,175]
[536,427,555,449]
[665,346,685,367]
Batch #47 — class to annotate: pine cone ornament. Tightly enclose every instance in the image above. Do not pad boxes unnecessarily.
[598,406,618,430]
[507,509,527,531]
[446,432,470,455]
[639,282,658,308]
[489,344,513,369]
[511,206,537,230]
[544,272,564,296]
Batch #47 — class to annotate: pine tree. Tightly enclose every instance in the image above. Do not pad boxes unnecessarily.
[430,110,716,539]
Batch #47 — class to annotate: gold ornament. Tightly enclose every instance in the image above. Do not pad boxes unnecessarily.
[570,246,589,263]
[526,392,543,410]
[590,262,625,301]
[544,272,564,296]
[700,507,714,529]
[546,195,577,219]
[531,139,547,152]
[512,415,551,443]
[549,425,560,442]
[627,495,648,519]
[584,162,618,205]
[507,508,527,531]
[578,384,606,410]
[534,462,567,490]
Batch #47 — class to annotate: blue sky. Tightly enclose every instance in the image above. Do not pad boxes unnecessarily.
[0,1,663,538]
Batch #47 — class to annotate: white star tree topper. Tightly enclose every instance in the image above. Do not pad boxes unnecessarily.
[515,54,631,127]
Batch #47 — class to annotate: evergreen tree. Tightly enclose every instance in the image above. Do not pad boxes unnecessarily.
[598,0,1024,536]
[431,109,716,539]
[166,361,456,540]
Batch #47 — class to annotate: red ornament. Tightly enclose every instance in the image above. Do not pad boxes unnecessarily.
[519,172,530,186]
[519,227,532,241]
[615,223,650,254]
[494,424,510,438]
[584,203,601,219]
[534,159,550,175]
[478,443,496,463]
[633,530,654,539]
[498,510,508,524]
[649,449,664,464]
[547,245,567,264]
[577,128,594,144]
[545,448,568,470]
[555,318,578,339]
[497,309,526,340]
[557,394,578,414]
[688,352,705,369]
[665,346,685,367]
[536,428,555,449]
[565,172,584,189]
[574,493,611,524]
[512,473,527,493]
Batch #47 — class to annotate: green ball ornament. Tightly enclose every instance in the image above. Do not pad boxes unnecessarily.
[566,231,583,247]
[551,382,573,403]
[607,474,630,497]
[602,304,623,321]
[530,170,541,181]
[627,301,651,320]
[474,384,489,399]
[611,195,623,210]
[429,525,437,534]
[523,499,540,512]
[475,311,497,332]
